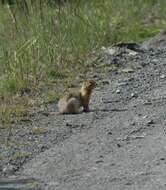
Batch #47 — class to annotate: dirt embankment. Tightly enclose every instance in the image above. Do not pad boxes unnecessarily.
[1,32,166,190]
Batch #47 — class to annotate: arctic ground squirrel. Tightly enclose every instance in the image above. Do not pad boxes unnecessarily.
[58,79,96,114]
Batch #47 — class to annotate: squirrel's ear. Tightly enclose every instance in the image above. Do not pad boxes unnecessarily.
[90,79,96,86]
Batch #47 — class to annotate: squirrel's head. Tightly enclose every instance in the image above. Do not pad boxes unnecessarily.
[82,79,96,91]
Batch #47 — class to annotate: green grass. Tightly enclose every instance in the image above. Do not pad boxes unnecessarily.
[0,0,166,123]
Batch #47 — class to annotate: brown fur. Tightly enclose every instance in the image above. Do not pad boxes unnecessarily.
[58,80,96,114]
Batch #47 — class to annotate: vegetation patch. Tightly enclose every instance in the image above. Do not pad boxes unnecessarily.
[0,0,166,124]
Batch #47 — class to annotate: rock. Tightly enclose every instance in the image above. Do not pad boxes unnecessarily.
[99,155,104,158]
[128,50,138,56]
[125,181,133,186]
[160,75,165,79]
[107,131,113,135]
[117,143,121,148]
[116,89,121,94]
[117,82,128,87]
[131,93,138,98]
[113,42,143,52]
[101,80,110,85]
[131,122,136,126]
[92,74,100,79]
[142,115,148,119]
[66,122,73,127]
[2,164,15,175]
[143,101,152,105]
[147,119,154,125]
[122,68,134,73]
[42,111,50,116]
[127,77,134,81]
[142,31,166,50]
[101,46,117,55]
[95,160,104,164]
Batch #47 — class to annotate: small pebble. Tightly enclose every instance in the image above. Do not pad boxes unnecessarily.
[160,75,165,79]
[116,89,121,94]
[102,80,110,85]
[147,119,154,125]
[125,181,133,186]
[3,164,15,174]
[131,93,138,98]
[131,122,136,126]
[66,122,72,127]
[117,143,121,148]
[99,155,104,158]
[142,115,148,119]
[127,77,134,82]
[122,68,134,73]
[117,82,128,87]
[144,101,152,105]
[95,160,104,164]
[108,131,112,135]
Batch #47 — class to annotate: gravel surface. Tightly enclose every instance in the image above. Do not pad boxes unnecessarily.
[1,32,166,190]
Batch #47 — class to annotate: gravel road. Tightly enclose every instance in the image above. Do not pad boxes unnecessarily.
[1,32,166,190]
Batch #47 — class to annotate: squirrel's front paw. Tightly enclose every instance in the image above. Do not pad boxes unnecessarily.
[83,107,90,112]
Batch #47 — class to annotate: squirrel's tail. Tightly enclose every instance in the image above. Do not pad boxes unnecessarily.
[58,98,80,114]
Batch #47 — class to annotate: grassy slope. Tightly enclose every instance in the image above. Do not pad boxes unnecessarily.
[0,0,166,124]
